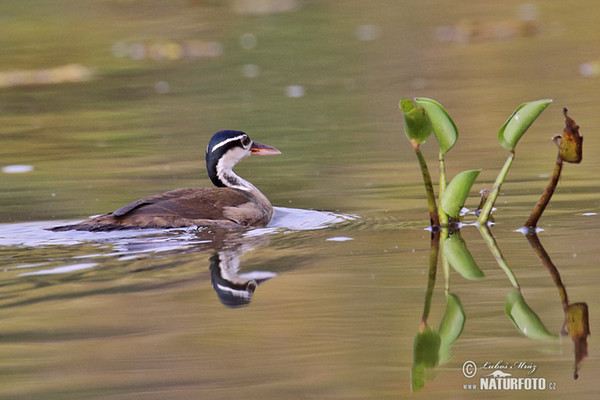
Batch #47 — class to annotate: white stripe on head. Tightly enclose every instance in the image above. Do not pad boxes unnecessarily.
[211,134,247,153]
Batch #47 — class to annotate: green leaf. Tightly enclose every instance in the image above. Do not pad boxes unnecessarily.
[505,289,557,340]
[443,232,485,280]
[400,98,432,144]
[441,169,481,218]
[498,99,552,151]
[438,292,466,364]
[415,97,458,154]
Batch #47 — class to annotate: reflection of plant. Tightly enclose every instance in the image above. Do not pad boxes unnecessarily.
[411,230,468,391]
[526,233,590,379]
[412,225,559,391]
[443,230,483,280]
[505,289,556,340]
[477,224,557,339]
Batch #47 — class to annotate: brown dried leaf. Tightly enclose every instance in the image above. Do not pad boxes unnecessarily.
[558,108,583,163]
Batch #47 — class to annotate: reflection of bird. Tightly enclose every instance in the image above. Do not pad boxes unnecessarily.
[51,130,280,231]
[209,251,276,308]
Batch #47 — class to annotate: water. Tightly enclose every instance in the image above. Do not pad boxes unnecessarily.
[1,1,600,398]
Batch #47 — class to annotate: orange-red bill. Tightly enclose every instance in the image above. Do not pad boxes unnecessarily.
[250,141,281,155]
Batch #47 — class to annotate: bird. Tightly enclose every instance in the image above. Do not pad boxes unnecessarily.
[50,130,281,231]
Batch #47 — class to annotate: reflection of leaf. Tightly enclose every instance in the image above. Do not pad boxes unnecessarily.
[400,99,432,144]
[439,293,466,346]
[438,292,466,364]
[411,364,427,392]
[498,99,552,152]
[443,233,485,280]
[412,327,441,391]
[566,302,589,379]
[505,289,557,340]
[415,97,458,154]
[441,169,481,218]
[413,327,441,367]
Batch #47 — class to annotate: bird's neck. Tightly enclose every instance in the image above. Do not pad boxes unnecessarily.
[217,167,257,192]
[209,149,256,191]
[213,159,273,221]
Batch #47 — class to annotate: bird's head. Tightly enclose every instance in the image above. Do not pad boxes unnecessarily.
[206,130,281,188]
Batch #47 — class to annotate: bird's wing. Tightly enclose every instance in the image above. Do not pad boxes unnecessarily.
[112,187,257,222]
[112,188,198,216]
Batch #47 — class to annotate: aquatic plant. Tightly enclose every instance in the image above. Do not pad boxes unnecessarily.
[400,97,557,226]
[524,108,583,228]
[414,97,458,226]
[400,99,438,226]
[478,99,553,224]
[403,98,589,390]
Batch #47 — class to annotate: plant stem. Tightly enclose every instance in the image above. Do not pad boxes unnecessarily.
[524,156,563,228]
[478,224,520,290]
[413,141,440,227]
[477,151,515,225]
[440,227,450,292]
[438,152,449,227]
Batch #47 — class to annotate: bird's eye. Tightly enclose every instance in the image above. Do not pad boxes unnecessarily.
[241,135,251,148]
